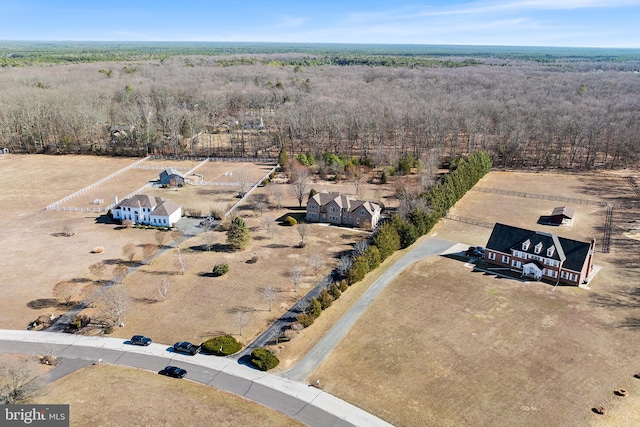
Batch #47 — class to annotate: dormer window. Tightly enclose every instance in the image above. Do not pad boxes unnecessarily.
[522,239,531,251]
[534,242,543,254]
[547,246,555,257]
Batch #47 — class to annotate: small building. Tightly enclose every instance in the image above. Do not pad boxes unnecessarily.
[483,223,595,286]
[306,190,381,230]
[242,117,264,130]
[549,206,574,226]
[112,194,182,227]
[159,168,185,186]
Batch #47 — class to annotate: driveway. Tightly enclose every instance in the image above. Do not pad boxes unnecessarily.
[282,235,455,382]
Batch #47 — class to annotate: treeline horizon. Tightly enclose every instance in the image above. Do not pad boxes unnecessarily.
[0,47,639,170]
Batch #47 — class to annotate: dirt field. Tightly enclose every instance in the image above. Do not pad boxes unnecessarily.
[30,364,303,427]
[311,170,640,427]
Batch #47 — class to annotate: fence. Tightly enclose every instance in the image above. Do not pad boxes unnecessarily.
[445,214,495,229]
[601,205,613,253]
[45,156,150,210]
[149,155,276,163]
[225,165,279,217]
[472,187,608,207]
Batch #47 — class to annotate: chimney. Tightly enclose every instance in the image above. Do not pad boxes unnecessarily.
[585,237,596,281]
[114,196,119,206]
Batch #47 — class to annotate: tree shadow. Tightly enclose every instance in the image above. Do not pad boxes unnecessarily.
[262,243,289,249]
[27,299,63,310]
[132,297,160,305]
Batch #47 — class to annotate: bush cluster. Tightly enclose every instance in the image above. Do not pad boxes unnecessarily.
[201,335,242,356]
[212,263,230,277]
[250,348,280,371]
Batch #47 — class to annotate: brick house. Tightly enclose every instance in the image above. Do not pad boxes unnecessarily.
[112,194,182,227]
[306,190,381,230]
[484,223,595,286]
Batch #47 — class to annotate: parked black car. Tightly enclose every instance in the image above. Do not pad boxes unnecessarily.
[173,341,200,355]
[465,246,485,258]
[159,366,187,378]
[130,335,152,346]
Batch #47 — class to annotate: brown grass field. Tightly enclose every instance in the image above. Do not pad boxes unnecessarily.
[310,170,640,427]
[31,364,303,427]
[5,153,640,426]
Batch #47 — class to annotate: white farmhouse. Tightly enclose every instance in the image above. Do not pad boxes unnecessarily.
[112,194,182,227]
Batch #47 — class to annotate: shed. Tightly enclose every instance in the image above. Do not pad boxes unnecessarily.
[159,168,185,186]
[550,206,574,226]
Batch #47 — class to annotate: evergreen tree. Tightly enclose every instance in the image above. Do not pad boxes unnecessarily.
[278,146,289,171]
[371,222,401,261]
[226,217,251,251]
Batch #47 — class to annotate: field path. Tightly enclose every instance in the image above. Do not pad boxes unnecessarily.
[281,235,455,382]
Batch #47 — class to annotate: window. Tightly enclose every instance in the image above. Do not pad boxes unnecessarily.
[534,242,543,254]
[547,246,555,257]
[501,255,510,263]
[511,260,521,268]
[360,209,366,216]
[487,252,496,261]
[522,239,531,251]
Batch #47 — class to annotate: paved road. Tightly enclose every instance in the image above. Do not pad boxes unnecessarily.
[282,235,455,382]
[0,330,391,427]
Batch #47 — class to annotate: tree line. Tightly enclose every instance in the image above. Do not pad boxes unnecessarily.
[1,52,639,169]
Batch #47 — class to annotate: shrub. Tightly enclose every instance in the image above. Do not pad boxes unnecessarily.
[284,216,297,226]
[91,246,104,254]
[212,263,230,277]
[296,313,315,328]
[307,297,322,318]
[201,335,242,356]
[70,315,90,330]
[104,326,114,335]
[329,283,342,300]
[339,280,349,292]
[122,219,134,228]
[250,348,280,371]
[318,288,334,310]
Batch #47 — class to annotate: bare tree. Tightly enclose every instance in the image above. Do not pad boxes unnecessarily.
[141,243,157,265]
[308,253,325,276]
[157,276,170,302]
[290,266,303,292]
[337,255,353,277]
[290,166,310,207]
[297,222,309,246]
[122,243,137,264]
[200,232,217,251]
[346,164,363,195]
[252,193,269,215]
[353,240,369,257]
[111,264,128,285]
[271,324,285,345]
[262,285,279,312]
[233,308,252,337]
[270,187,284,210]
[174,248,186,275]
[154,230,169,247]
[89,262,107,283]
[61,224,74,237]
[236,169,251,197]
[53,281,77,306]
[101,284,131,327]
[0,356,42,404]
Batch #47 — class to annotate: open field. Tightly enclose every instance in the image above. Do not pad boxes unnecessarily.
[31,363,303,427]
[0,154,397,349]
[311,170,640,426]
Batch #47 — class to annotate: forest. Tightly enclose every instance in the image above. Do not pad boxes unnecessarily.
[1,42,639,170]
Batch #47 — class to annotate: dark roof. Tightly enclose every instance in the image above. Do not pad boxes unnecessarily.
[486,223,591,272]
[551,206,574,219]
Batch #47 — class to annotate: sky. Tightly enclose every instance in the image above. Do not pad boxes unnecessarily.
[0,0,639,48]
